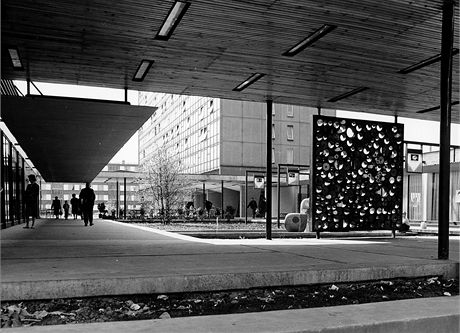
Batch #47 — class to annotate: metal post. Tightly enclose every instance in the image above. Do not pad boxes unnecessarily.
[116,179,119,218]
[123,177,127,219]
[202,182,206,212]
[266,100,273,240]
[221,180,224,217]
[438,0,454,260]
[407,175,411,219]
[124,87,128,103]
[245,171,248,224]
[277,164,281,228]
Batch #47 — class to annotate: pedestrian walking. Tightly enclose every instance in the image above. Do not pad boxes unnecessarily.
[63,200,70,220]
[70,193,79,219]
[247,197,258,218]
[51,196,62,219]
[79,182,96,226]
[24,174,39,229]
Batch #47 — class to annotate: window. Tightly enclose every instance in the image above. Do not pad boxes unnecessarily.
[287,125,294,141]
[272,148,276,163]
[64,194,69,200]
[64,184,72,190]
[44,194,51,200]
[287,148,294,164]
[102,185,108,191]
[272,124,275,139]
[200,127,208,142]
[43,184,51,190]
[287,105,294,117]
[74,184,80,190]
[103,195,109,201]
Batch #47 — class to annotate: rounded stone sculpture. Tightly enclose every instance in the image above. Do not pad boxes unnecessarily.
[284,213,308,232]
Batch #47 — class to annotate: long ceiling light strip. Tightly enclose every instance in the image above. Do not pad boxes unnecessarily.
[398,48,459,74]
[233,73,265,92]
[282,24,337,57]
[416,100,459,114]
[328,87,369,103]
[155,1,191,40]
[8,47,23,70]
[132,60,154,82]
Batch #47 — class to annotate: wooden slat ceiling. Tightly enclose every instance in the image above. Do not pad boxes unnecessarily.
[1,0,459,122]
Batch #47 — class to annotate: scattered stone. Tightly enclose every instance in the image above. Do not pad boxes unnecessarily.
[157,295,169,301]
[329,284,339,291]
[159,312,171,319]
[130,304,141,311]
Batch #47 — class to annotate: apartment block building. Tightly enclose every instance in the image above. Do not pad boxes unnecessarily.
[39,162,141,217]
[138,92,336,216]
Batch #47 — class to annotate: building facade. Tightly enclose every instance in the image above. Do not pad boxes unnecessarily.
[39,163,141,217]
[138,92,336,217]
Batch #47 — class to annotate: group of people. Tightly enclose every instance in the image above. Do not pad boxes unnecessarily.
[24,179,96,228]
[247,193,266,219]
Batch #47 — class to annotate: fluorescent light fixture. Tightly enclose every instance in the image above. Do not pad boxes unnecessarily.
[233,73,265,92]
[416,100,459,114]
[132,60,154,82]
[398,48,459,74]
[155,1,190,40]
[283,24,337,57]
[8,47,23,70]
[328,87,369,102]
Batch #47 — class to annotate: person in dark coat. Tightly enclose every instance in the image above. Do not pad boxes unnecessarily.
[247,197,258,218]
[79,182,96,226]
[24,174,40,228]
[205,200,213,217]
[258,194,266,217]
[70,193,79,220]
[51,196,61,219]
[63,200,70,220]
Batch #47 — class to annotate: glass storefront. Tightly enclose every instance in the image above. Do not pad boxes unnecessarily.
[1,131,37,228]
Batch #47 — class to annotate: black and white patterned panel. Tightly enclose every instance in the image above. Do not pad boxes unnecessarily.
[311,115,404,231]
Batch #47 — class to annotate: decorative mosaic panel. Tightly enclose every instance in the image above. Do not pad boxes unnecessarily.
[311,115,404,232]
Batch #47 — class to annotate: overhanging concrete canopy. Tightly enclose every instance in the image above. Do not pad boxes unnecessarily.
[1,96,156,182]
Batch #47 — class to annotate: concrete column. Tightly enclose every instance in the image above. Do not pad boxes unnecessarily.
[438,0,454,260]
[266,100,273,240]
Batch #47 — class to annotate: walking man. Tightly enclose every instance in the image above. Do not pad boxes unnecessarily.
[79,182,96,226]
[24,174,40,229]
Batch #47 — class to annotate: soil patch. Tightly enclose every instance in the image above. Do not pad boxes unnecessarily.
[2,276,458,328]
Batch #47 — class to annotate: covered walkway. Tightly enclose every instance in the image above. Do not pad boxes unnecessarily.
[1,218,458,301]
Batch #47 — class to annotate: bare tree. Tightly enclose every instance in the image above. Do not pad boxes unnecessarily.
[138,147,191,223]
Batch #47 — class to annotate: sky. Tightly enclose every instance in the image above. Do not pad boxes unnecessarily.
[11,80,460,165]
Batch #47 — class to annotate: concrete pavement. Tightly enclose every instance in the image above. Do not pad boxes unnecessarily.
[1,218,458,301]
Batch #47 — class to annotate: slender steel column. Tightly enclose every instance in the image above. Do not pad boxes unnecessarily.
[202,183,206,211]
[277,164,281,228]
[266,100,273,240]
[221,180,224,217]
[116,179,119,218]
[438,0,454,260]
[245,171,248,224]
[123,177,127,219]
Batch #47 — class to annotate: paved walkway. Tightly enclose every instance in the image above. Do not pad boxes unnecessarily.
[2,218,458,301]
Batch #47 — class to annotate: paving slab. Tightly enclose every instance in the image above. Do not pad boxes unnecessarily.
[1,219,459,301]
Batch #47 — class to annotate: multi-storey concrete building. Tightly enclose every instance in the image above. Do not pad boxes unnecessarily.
[39,162,141,217]
[138,92,336,217]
